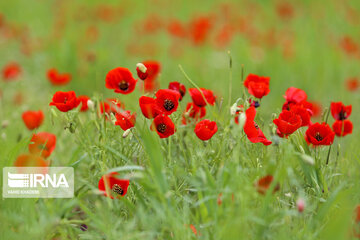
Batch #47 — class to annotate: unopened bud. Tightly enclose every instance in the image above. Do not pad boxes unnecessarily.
[230,103,238,116]
[87,99,95,110]
[301,154,314,165]
[136,63,147,73]
[238,112,246,129]
[1,120,9,128]
[122,128,132,138]
[296,198,305,213]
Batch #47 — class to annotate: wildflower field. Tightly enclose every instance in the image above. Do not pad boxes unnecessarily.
[1,0,360,239]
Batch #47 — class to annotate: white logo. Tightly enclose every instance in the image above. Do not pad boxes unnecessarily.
[3,167,74,198]
[8,172,69,188]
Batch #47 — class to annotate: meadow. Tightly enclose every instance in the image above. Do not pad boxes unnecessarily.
[0,0,360,239]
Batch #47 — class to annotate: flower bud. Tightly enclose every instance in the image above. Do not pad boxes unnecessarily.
[87,99,95,110]
[122,128,132,138]
[296,198,305,213]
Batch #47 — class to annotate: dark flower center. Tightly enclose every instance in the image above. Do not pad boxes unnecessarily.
[63,97,68,104]
[119,81,129,91]
[338,110,346,120]
[163,99,175,111]
[254,123,259,129]
[112,184,124,195]
[157,123,167,133]
[254,101,260,108]
[315,132,323,141]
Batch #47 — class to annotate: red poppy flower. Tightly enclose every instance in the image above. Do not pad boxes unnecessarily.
[276,2,294,20]
[150,114,176,138]
[105,67,137,94]
[98,172,129,199]
[188,88,216,107]
[77,95,90,112]
[305,122,335,146]
[49,91,79,112]
[255,175,280,195]
[332,120,353,137]
[47,68,71,86]
[22,110,44,130]
[290,105,311,127]
[273,110,302,136]
[282,87,307,110]
[243,107,272,146]
[143,60,161,80]
[330,102,352,120]
[2,62,21,81]
[356,205,360,222]
[182,102,206,125]
[340,36,358,55]
[167,20,187,38]
[155,89,180,115]
[115,111,136,131]
[307,101,322,118]
[189,16,212,45]
[346,77,359,92]
[28,132,57,158]
[243,74,270,99]
[168,81,186,100]
[354,205,360,238]
[139,61,161,92]
[14,154,48,167]
[98,99,124,118]
[139,96,161,119]
[194,119,218,141]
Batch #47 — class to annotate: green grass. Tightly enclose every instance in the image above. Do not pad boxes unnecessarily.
[0,0,360,239]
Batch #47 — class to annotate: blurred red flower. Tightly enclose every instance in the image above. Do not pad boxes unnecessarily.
[305,122,335,146]
[167,20,187,38]
[340,36,358,55]
[105,67,137,94]
[273,110,302,136]
[115,111,136,131]
[98,172,129,199]
[98,99,124,118]
[330,102,352,120]
[276,2,294,20]
[346,77,359,92]
[244,107,272,146]
[168,81,186,100]
[49,91,79,112]
[22,110,44,130]
[307,101,322,118]
[150,114,176,138]
[140,60,161,92]
[77,95,90,112]
[244,74,270,99]
[189,16,212,45]
[2,62,21,81]
[14,154,48,167]
[194,119,218,141]
[188,88,216,107]
[155,89,180,115]
[255,175,280,195]
[182,102,206,125]
[29,132,57,158]
[332,120,353,137]
[47,68,71,86]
